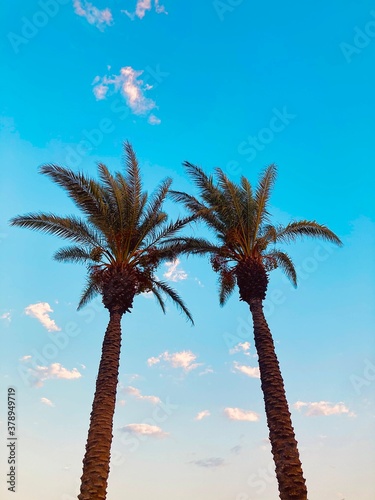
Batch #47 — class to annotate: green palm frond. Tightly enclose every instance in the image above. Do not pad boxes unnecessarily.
[148,286,166,314]
[77,279,100,310]
[151,279,194,324]
[163,237,221,256]
[9,213,103,247]
[253,164,277,238]
[169,190,226,235]
[218,269,236,306]
[263,250,297,286]
[276,221,343,246]
[54,245,96,264]
[40,165,109,230]
[138,178,172,241]
[124,142,142,224]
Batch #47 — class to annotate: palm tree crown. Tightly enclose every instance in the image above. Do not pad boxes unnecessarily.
[171,162,342,303]
[10,142,193,321]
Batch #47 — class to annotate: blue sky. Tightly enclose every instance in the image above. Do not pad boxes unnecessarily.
[1,1,375,499]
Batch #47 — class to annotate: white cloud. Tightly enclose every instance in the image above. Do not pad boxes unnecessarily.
[230,341,251,356]
[120,423,168,437]
[73,0,113,30]
[1,312,11,323]
[92,66,160,123]
[24,302,61,332]
[163,259,187,282]
[195,410,210,421]
[123,386,161,405]
[40,397,54,407]
[148,350,202,372]
[122,0,167,20]
[23,361,82,387]
[232,361,260,379]
[224,407,260,422]
[293,401,355,417]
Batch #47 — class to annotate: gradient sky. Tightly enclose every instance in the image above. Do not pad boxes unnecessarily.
[1,1,375,499]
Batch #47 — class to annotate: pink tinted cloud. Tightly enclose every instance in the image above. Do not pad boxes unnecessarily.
[120,423,168,437]
[195,410,210,421]
[224,407,260,422]
[148,350,202,372]
[92,66,160,123]
[123,0,167,20]
[73,0,113,30]
[123,386,161,405]
[293,401,355,417]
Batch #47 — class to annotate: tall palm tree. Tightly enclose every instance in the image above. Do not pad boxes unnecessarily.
[170,163,342,500]
[10,143,194,500]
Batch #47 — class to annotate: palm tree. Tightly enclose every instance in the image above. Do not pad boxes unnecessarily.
[10,143,194,500]
[170,163,342,500]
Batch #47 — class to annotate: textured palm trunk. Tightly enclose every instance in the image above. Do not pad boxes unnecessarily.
[249,298,307,500]
[78,308,123,500]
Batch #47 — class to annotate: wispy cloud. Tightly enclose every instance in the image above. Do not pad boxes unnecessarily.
[195,410,210,421]
[41,397,54,407]
[1,311,11,323]
[92,66,160,123]
[230,445,242,455]
[199,367,214,376]
[293,401,355,417]
[147,350,202,372]
[148,114,161,125]
[23,361,82,387]
[119,423,168,437]
[20,355,32,362]
[73,0,113,30]
[224,407,260,422]
[190,457,225,468]
[24,302,61,332]
[232,361,260,379]
[163,259,187,282]
[230,341,251,356]
[122,0,167,20]
[123,386,161,405]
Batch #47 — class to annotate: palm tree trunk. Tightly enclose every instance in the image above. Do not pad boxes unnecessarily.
[249,298,308,500]
[78,308,123,500]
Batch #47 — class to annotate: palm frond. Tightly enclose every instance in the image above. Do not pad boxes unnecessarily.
[77,279,100,310]
[253,164,277,239]
[276,220,342,246]
[218,269,236,306]
[148,286,166,314]
[264,250,297,286]
[124,141,142,223]
[40,165,109,230]
[162,237,221,256]
[9,213,103,247]
[151,279,194,324]
[54,245,95,264]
